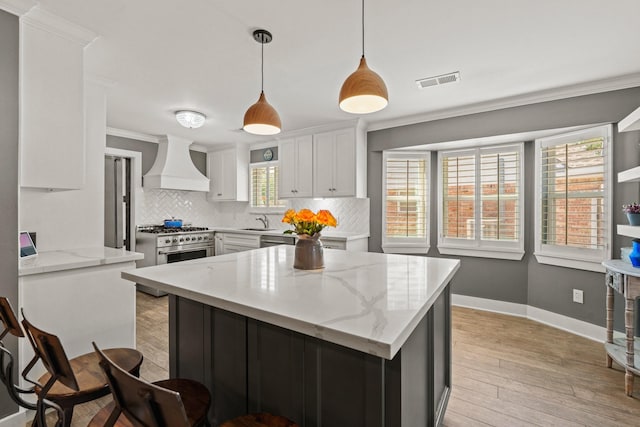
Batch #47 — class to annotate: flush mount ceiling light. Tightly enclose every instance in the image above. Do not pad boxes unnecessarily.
[243,29,281,136]
[339,0,388,114]
[175,110,206,129]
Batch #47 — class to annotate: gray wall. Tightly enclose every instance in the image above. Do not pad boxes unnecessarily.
[368,87,640,328]
[106,135,207,176]
[0,9,19,418]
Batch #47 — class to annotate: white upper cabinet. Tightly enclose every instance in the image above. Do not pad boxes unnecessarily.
[20,8,96,190]
[313,128,359,198]
[279,135,313,198]
[207,146,249,201]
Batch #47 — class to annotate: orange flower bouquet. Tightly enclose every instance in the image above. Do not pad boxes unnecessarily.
[282,208,337,237]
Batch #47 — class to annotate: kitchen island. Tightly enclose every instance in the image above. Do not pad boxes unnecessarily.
[123,246,459,427]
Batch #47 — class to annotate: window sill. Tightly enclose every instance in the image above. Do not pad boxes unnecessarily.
[382,244,429,255]
[534,253,606,273]
[437,246,524,261]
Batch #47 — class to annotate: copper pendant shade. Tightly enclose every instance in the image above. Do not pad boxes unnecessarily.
[339,0,388,114]
[243,29,281,135]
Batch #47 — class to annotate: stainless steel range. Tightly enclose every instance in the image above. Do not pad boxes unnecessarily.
[136,225,215,296]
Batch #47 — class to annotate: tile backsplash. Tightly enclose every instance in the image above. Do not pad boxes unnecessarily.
[136,189,370,235]
[138,189,217,226]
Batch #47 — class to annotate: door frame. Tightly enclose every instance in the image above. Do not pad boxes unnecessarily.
[104,147,142,252]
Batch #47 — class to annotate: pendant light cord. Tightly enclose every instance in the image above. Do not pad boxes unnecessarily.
[361,0,365,57]
[261,36,264,92]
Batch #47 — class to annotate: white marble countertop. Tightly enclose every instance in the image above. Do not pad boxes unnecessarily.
[122,246,459,359]
[210,227,369,241]
[19,247,144,276]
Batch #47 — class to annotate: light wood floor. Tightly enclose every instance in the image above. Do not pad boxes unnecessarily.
[36,293,640,426]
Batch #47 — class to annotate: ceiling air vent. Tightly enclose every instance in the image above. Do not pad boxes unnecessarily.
[416,71,460,89]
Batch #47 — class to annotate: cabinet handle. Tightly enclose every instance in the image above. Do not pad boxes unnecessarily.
[217,193,222,196]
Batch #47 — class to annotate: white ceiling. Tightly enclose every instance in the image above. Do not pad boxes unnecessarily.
[35,0,640,148]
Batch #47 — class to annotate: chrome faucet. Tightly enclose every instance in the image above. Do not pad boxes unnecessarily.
[256,214,269,229]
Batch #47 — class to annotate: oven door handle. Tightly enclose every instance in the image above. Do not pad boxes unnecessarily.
[158,245,214,255]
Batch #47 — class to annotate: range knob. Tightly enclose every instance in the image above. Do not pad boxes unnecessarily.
[179,238,184,242]
[185,237,191,241]
[172,238,178,243]
[198,236,203,241]
[165,239,171,244]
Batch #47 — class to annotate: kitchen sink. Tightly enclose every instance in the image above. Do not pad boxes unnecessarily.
[241,228,276,231]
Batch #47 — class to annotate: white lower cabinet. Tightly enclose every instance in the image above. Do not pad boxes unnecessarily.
[216,233,260,255]
[321,236,368,252]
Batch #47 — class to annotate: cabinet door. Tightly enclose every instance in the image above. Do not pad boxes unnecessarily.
[279,138,297,198]
[21,22,86,189]
[313,131,335,198]
[331,129,356,197]
[295,135,314,198]
[207,151,224,200]
[219,149,236,200]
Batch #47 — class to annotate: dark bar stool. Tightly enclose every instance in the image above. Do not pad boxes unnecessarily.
[88,342,211,427]
[20,310,143,427]
[0,297,36,410]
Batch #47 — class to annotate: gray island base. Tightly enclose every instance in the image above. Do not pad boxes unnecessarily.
[122,246,460,426]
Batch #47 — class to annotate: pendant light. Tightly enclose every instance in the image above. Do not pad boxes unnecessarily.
[243,29,282,135]
[339,0,388,114]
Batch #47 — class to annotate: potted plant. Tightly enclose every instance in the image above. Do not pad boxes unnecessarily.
[282,208,337,270]
[623,202,640,226]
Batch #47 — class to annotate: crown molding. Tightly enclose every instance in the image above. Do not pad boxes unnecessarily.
[189,144,208,153]
[106,127,160,144]
[22,6,97,46]
[369,72,640,132]
[0,0,36,16]
[270,118,363,141]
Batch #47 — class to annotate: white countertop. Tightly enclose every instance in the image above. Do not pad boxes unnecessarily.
[603,259,640,277]
[19,247,144,276]
[122,246,459,359]
[210,227,369,241]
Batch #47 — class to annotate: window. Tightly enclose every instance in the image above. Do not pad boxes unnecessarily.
[250,163,286,211]
[534,125,612,272]
[438,144,524,260]
[382,151,430,254]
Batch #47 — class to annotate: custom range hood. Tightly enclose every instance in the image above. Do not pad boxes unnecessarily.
[143,135,209,191]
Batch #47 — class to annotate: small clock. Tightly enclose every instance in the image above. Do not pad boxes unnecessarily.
[263,148,274,161]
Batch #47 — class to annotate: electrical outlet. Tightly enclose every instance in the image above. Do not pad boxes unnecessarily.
[573,289,584,304]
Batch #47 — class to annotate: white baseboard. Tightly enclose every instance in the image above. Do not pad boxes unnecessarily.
[452,294,607,343]
[452,294,528,317]
[0,409,26,427]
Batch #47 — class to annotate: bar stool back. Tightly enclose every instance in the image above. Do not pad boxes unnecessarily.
[0,297,36,410]
[21,310,143,427]
[91,342,211,427]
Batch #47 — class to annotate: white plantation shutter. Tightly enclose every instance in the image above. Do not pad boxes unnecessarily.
[438,144,524,260]
[441,152,475,240]
[480,150,520,242]
[535,125,612,272]
[250,163,286,209]
[382,152,430,254]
